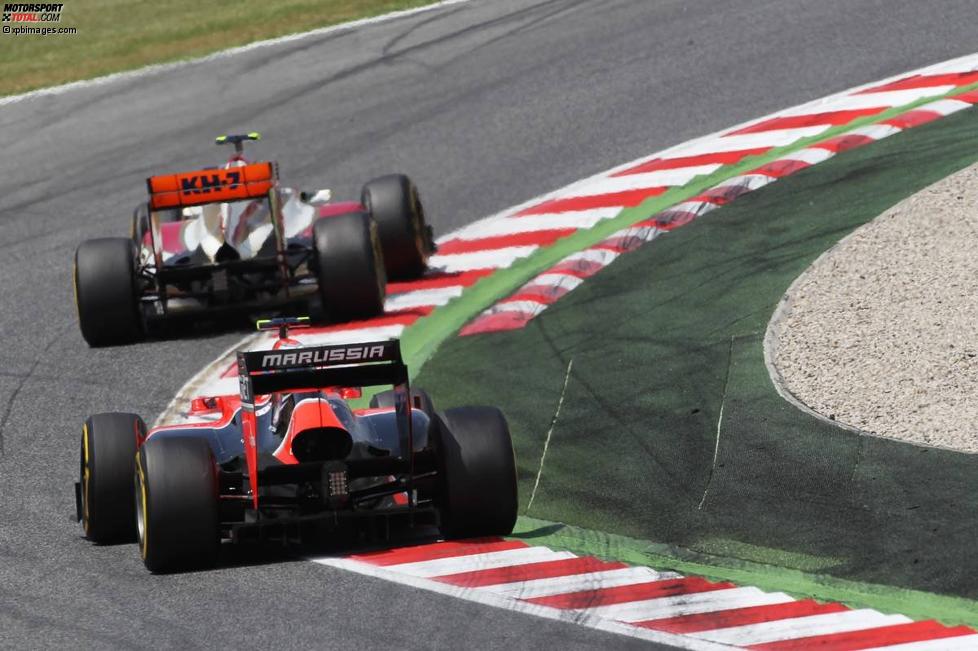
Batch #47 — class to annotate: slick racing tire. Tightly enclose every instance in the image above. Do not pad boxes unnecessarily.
[135,437,220,573]
[361,174,434,280]
[368,387,435,418]
[435,406,518,538]
[79,413,144,544]
[313,211,386,323]
[74,237,144,347]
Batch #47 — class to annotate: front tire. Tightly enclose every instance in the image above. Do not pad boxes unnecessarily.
[361,174,433,280]
[79,413,144,543]
[136,437,220,573]
[313,211,386,323]
[74,237,144,347]
[435,406,518,538]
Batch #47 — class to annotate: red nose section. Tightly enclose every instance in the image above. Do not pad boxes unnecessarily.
[274,397,351,464]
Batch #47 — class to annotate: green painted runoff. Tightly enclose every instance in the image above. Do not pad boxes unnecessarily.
[416,103,978,621]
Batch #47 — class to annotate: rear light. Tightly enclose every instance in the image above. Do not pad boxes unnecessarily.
[322,461,348,509]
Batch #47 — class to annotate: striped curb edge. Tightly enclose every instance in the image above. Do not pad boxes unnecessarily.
[457,96,978,335]
[153,53,978,647]
[312,538,978,650]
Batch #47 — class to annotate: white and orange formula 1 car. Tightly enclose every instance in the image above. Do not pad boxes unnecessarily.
[75,318,518,573]
[73,133,435,346]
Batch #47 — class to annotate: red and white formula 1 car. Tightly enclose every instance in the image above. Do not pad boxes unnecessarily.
[75,318,518,573]
[73,133,436,346]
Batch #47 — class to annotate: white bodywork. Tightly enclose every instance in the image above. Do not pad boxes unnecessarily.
[146,187,332,266]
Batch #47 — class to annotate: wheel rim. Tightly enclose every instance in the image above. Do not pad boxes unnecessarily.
[369,220,386,303]
[409,185,426,257]
[135,454,148,559]
[80,424,91,536]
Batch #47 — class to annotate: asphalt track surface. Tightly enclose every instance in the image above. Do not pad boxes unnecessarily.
[2,1,977,648]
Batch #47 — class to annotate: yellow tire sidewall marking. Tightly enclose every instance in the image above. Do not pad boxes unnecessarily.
[72,259,82,323]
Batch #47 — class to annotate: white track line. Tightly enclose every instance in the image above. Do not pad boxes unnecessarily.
[484,567,682,600]
[711,173,776,193]
[489,300,548,314]
[606,223,662,242]
[384,285,464,311]
[0,0,473,107]
[522,274,584,291]
[443,208,621,241]
[662,199,719,215]
[694,610,912,645]
[427,246,538,273]
[383,547,574,578]
[560,248,622,266]
[920,98,974,116]
[772,147,835,166]
[526,357,573,512]
[676,126,835,155]
[567,166,720,195]
[582,587,794,622]
[839,123,905,140]
[862,636,978,651]
[776,87,957,115]
[311,557,733,651]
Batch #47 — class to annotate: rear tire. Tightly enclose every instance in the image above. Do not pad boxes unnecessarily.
[361,174,433,280]
[79,413,144,544]
[74,237,144,347]
[313,212,386,323]
[136,437,220,573]
[369,387,435,418]
[435,406,518,538]
[130,205,148,245]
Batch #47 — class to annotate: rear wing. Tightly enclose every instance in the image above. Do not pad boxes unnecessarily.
[236,340,407,401]
[146,161,277,210]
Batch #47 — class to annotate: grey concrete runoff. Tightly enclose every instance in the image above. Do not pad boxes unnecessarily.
[3,0,978,647]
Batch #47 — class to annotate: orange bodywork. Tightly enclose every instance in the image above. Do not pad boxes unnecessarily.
[147,161,277,210]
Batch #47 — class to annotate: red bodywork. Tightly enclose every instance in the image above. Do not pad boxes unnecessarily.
[271,397,348,465]
[152,390,361,510]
